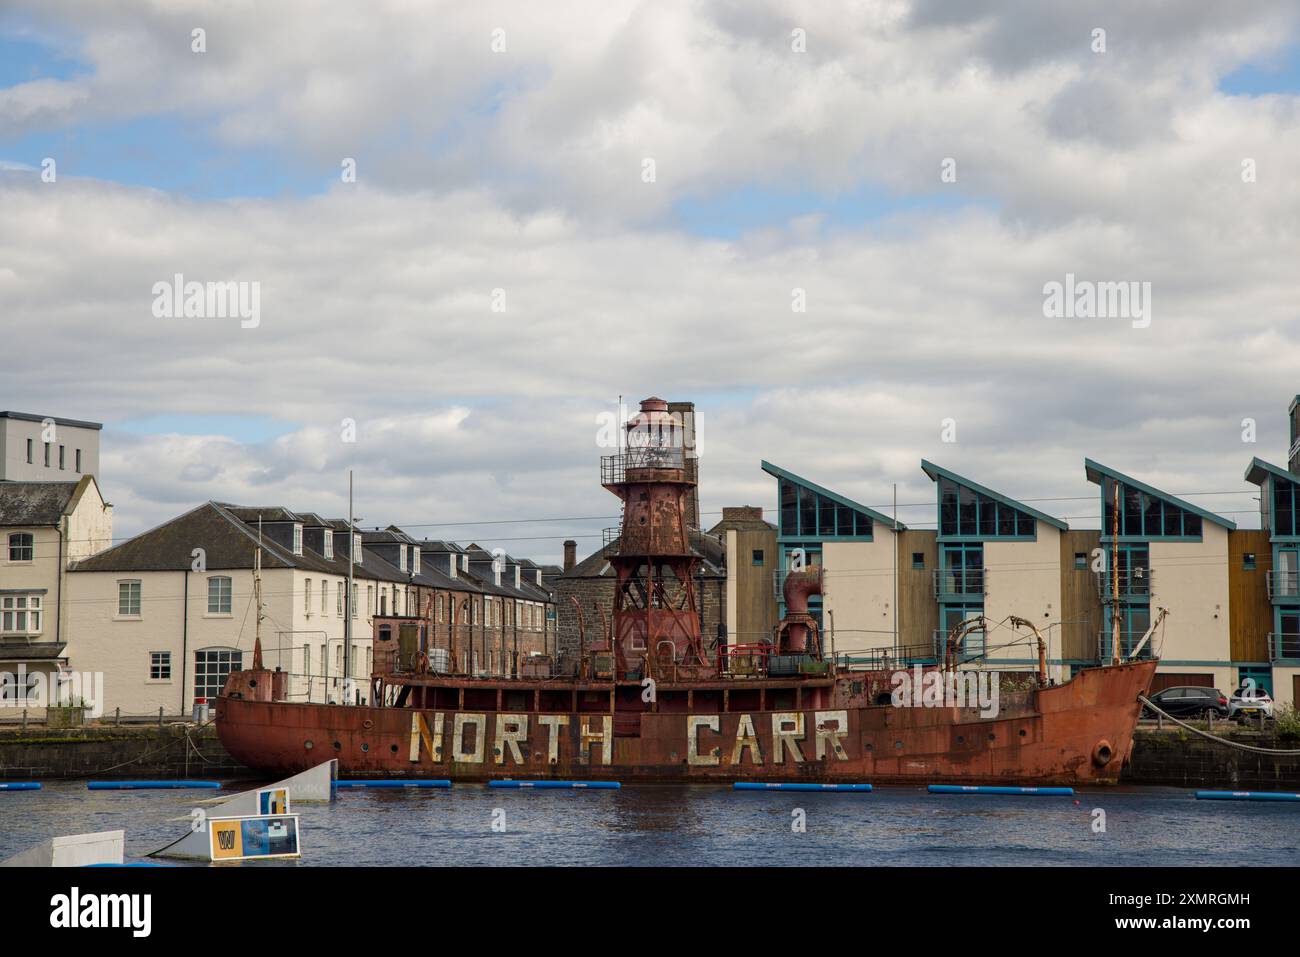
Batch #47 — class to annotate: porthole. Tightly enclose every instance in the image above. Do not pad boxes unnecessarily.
[333,740,342,750]
[304,740,313,750]
[390,744,399,754]
[361,743,370,753]
[1018,729,1026,738]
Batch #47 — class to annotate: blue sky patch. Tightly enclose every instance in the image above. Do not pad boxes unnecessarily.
[111,414,301,444]
[1220,42,1300,95]
[671,182,992,240]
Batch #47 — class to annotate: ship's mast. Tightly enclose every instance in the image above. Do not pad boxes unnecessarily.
[252,517,264,670]
[344,469,355,705]
[1111,478,1121,664]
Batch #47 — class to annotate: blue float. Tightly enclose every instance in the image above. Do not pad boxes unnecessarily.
[0,782,41,791]
[488,780,620,789]
[1195,790,1300,802]
[733,782,873,792]
[87,781,221,790]
[336,779,451,789]
[927,784,1074,796]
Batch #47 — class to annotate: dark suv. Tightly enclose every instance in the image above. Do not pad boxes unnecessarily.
[1143,686,1230,719]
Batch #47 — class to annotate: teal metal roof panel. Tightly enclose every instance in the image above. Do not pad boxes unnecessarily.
[1244,456,1300,487]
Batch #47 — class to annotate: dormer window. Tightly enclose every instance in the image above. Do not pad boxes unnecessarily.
[353,534,363,564]
[399,545,408,573]
[292,524,303,555]
[412,548,421,574]
[323,532,334,560]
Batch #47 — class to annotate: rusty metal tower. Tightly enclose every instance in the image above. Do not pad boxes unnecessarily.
[600,397,711,680]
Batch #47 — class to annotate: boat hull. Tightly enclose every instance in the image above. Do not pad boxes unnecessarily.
[216,660,1157,786]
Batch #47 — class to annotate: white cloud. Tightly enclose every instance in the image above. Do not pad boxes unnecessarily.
[1,1,1297,558]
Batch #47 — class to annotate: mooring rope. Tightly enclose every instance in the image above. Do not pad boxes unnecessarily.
[1138,694,1300,755]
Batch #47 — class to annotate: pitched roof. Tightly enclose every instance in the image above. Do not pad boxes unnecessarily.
[72,502,300,572]
[1084,459,1236,531]
[921,460,1068,531]
[1245,456,1300,487]
[759,460,905,531]
[0,481,81,527]
[217,504,302,524]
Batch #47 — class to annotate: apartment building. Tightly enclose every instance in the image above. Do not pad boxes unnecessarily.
[730,450,1294,703]
[923,461,1071,680]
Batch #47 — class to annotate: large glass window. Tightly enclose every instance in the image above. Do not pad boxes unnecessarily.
[777,479,874,538]
[1274,477,1298,537]
[1104,478,1205,538]
[937,477,1036,539]
[940,544,984,595]
[194,649,242,702]
[940,604,985,659]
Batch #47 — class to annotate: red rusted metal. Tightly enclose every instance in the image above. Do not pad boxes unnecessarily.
[778,568,823,654]
[602,397,710,678]
[217,659,1158,785]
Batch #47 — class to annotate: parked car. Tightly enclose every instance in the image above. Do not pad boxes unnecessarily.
[1227,689,1275,719]
[1143,686,1230,719]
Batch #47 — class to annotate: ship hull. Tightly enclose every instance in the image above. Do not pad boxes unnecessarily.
[216,660,1157,786]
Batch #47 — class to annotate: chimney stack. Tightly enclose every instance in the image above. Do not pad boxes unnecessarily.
[563,539,577,571]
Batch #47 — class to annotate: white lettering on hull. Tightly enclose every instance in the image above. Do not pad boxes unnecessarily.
[404,710,849,768]
[687,715,721,766]
[453,713,486,762]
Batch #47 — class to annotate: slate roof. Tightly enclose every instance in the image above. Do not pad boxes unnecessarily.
[73,502,299,572]
[0,482,80,527]
[0,476,105,527]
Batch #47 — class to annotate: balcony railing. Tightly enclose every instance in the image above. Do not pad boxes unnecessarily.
[601,526,620,556]
[1266,570,1299,601]
[1269,632,1300,662]
[1097,630,1157,661]
[932,568,986,598]
[600,447,685,484]
[1095,568,1154,602]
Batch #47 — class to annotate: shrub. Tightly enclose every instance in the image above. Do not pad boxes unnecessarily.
[1274,704,1300,739]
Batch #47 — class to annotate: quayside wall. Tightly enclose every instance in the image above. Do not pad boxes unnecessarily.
[1123,728,1300,789]
[0,724,244,780]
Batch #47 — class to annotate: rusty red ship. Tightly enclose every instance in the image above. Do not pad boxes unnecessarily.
[217,397,1157,785]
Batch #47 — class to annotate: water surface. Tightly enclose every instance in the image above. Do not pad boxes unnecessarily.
[1,782,1296,866]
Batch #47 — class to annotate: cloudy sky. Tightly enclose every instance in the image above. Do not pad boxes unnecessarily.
[2,1,1298,560]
